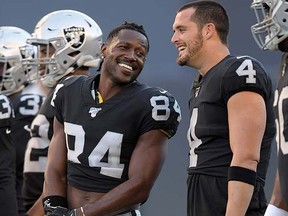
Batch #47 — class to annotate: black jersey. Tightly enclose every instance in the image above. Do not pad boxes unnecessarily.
[51,74,181,192]
[10,91,45,215]
[22,90,53,210]
[0,94,18,216]
[274,53,288,203]
[187,55,276,181]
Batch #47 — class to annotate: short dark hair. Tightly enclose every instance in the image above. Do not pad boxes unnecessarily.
[178,0,229,45]
[106,21,150,52]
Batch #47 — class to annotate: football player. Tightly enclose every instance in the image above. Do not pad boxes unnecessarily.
[0,94,18,216]
[41,22,181,216]
[172,1,276,215]
[22,10,103,215]
[251,0,288,215]
[0,26,46,216]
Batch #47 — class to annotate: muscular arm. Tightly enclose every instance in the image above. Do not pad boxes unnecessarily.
[43,117,67,198]
[82,129,168,216]
[225,91,266,216]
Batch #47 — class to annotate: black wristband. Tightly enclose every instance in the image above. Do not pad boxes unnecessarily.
[42,195,67,214]
[227,166,257,186]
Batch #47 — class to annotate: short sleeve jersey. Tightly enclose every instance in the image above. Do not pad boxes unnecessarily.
[51,74,181,192]
[22,90,53,209]
[0,94,18,216]
[187,55,276,182]
[10,92,45,213]
[274,53,288,203]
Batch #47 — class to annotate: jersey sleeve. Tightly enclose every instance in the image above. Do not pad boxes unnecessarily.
[50,83,65,124]
[221,56,272,103]
[139,88,181,139]
[50,75,87,124]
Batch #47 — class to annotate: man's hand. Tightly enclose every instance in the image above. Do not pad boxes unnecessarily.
[47,206,77,216]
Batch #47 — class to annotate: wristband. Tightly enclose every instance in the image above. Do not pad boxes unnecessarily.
[227,166,256,186]
[264,204,288,216]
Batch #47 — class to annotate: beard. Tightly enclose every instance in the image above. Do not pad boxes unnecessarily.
[176,33,203,67]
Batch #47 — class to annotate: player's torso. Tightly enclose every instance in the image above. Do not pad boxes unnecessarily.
[55,75,181,192]
[274,54,288,201]
[23,91,54,174]
[10,93,45,148]
[187,55,275,178]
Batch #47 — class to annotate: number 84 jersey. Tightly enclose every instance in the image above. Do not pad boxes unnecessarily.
[51,74,181,192]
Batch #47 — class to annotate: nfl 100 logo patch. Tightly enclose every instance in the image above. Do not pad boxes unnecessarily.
[89,107,102,118]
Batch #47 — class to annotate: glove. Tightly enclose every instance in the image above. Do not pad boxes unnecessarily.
[47,206,77,216]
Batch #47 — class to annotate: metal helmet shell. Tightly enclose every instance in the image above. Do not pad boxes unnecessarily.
[26,10,103,87]
[251,0,288,51]
[0,26,36,96]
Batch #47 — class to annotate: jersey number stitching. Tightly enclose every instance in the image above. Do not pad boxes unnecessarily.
[235,59,256,84]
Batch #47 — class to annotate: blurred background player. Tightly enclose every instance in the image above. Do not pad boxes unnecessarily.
[22,9,103,215]
[0,26,46,216]
[251,0,288,215]
[0,93,18,216]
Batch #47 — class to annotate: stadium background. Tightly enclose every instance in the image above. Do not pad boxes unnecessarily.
[0,1,281,215]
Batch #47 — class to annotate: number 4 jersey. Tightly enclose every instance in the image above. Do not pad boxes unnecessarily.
[51,74,181,192]
[187,55,276,182]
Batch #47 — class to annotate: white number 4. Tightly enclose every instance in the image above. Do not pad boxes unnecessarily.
[236,59,256,84]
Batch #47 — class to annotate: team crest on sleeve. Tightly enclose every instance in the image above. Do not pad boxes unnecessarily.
[63,26,85,48]
[89,107,102,118]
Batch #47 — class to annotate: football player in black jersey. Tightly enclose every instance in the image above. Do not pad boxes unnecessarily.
[251,0,288,215]
[0,94,18,216]
[21,10,103,216]
[0,26,47,216]
[41,22,181,216]
[172,1,276,216]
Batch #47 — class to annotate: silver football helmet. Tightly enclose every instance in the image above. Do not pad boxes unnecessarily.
[24,10,103,88]
[251,0,288,51]
[0,26,36,96]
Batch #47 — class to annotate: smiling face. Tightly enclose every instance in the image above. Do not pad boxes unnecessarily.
[101,29,148,85]
[171,7,204,67]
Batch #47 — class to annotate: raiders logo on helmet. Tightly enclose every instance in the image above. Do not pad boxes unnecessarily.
[64,26,85,49]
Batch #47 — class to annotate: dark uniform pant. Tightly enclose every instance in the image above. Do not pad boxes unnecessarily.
[187,173,267,216]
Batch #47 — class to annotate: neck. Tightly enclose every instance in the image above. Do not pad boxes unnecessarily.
[199,45,230,76]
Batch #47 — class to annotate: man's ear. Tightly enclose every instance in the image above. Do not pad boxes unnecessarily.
[203,23,215,39]
[101,43,107,58]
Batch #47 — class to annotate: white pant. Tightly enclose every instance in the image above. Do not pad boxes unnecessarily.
[118,209,141,216]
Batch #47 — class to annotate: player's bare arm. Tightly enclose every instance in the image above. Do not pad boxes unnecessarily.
[43,117,67,197]
[226,91,266,216]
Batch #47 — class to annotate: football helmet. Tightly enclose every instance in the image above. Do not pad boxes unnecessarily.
[251,0,288,51]
[0,26,36,96]
[24,10,103,87]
